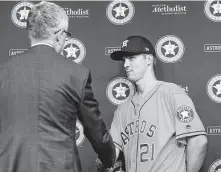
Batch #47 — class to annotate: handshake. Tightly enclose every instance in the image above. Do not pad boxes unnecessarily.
[95,158,125,172]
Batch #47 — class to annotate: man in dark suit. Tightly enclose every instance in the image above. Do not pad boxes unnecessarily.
[0,1,115,172]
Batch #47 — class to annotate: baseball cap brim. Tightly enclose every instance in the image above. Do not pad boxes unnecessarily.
[110,50,146,61]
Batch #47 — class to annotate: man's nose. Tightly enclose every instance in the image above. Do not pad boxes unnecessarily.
[124,59,130,68]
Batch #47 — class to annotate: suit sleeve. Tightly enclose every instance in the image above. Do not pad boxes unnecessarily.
[173,92,206,140]
[110,108,123,151]
[77,71,116,168]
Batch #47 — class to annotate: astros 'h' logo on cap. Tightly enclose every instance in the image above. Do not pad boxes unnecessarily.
[110,35,156,61]
[122,40,129,48]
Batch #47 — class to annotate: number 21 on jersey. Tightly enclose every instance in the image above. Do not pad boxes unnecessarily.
[139,142,155,162]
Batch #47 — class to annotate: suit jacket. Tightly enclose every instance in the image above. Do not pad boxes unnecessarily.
[0,45,115,172]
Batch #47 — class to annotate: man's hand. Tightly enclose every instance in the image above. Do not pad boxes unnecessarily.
[95,158,105,172]
[95,157,125,172]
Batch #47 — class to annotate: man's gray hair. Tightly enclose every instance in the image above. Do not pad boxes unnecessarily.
[27,1,68,41]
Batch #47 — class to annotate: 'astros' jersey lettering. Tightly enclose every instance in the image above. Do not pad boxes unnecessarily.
[110,81,206,172]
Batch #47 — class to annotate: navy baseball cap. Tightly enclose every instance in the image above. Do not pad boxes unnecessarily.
[110,36,156,61]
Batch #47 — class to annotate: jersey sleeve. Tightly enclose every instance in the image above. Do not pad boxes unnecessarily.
[110,108,123,151]
[172,88,206,140]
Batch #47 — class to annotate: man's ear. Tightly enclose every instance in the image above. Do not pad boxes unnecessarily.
[56,30,63,43]
[146,54,154,65]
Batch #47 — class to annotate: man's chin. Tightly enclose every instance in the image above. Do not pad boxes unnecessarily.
[127,76,135,82]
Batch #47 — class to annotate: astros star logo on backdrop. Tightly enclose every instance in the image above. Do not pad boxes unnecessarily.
[204,0,221,22]
[162,41,178,56]
[113,3,128,18]
[207,74,221,103]
[106,0,135,25]
[211,1,221,14]
[62,38,86,64]
[17,7,29,20]
[113,83,129,98]
[209,158,221,172]
[213,80,221,96]
[106,77,135,106]
[11,2,34,28]
[155,35,185,63]
[76,120,85,147]
[63,44,80,59]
